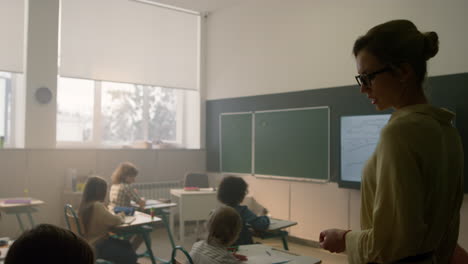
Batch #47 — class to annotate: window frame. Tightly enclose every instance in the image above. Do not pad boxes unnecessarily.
[56,77,185,148]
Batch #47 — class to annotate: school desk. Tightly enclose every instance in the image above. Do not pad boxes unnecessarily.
[113,211,162,264]
[0,198,44,232]
[138,199,178,249]
[254,218,298,251]
[237,244,321,264]
[169,188,218,242]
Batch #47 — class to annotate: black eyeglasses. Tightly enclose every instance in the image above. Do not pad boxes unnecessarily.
[355,66,392,87]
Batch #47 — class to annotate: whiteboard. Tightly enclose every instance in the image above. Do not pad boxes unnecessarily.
[340,114,391,182]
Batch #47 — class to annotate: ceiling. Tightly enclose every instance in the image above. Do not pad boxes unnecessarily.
[144,0,244,13]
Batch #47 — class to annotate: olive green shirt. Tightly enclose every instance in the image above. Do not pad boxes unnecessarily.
[346,104,464,264]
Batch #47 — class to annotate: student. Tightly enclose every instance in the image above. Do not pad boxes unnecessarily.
[190,206,247,264]
[79,176,137,264]
[320,20,464,264]
[5,223,94,264]
[109,162,145,212]
[217,176,270,245]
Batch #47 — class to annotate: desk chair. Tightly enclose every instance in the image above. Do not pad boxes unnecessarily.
[184,172,209,188]
[64,204,162,264]
[171,246,194,264]
[64,204,114,264]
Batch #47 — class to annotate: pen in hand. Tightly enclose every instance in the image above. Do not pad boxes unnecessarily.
[266,250,271,256]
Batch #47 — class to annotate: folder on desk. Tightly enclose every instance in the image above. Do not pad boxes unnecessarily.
[3,199,32,204]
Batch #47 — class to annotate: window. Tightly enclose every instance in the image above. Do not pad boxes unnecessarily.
[57,77,190,148]
[56,77,94,142]
[0,71,18,147]
[101,82,179,145]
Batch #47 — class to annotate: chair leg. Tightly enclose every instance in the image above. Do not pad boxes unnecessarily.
[141,232,156,264]
[281,235,289,251]
[159,210,176,249]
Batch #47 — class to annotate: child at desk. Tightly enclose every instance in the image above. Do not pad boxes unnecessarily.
[217,176,270,246]
[79,176,137,264]
[190,206,247,264]
[109,162,146,212]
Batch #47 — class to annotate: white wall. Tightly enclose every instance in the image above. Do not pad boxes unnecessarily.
[206,0,468,100]
[205,0,468,249]
[0,149,206,238]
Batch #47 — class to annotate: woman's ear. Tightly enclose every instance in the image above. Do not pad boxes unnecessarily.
[395,62,414,83]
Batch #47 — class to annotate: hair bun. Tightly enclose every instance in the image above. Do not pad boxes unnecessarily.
[423,31,439,60]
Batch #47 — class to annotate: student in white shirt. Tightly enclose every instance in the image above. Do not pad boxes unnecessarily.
[190,206,248,264]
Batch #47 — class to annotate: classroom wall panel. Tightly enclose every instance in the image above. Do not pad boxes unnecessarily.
[289,182,349,240]
[211,173,468,249]
[245,177,290,220]
[0,151,28,238]
[0,149,206,238]
[0,150,27,197]
[156,150,206,182]
[27,150,69,227]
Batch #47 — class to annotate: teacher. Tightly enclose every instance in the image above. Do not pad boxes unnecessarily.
[320,20,464,264]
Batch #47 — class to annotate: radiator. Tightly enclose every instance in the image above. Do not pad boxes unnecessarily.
[133,180,182,200]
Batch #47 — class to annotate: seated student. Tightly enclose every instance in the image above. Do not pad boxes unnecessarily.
[217,176,270,245]
[190,206,247,264]
[109,162,145,212]
[5,224,94,264]
[79,176,137,264]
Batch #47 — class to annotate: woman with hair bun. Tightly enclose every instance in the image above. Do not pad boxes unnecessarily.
[320,20,464,264]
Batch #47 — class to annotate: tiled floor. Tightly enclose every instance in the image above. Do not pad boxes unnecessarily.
[138,223,347,263]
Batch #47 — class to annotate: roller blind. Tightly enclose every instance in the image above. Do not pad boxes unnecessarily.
[60,0,200,90]
[0,0,25,73]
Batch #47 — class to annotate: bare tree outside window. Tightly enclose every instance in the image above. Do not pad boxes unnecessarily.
[101,82,177,145]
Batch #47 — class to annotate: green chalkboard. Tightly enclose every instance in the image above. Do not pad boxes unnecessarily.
[254,107,329,180]
[220,113,252,174]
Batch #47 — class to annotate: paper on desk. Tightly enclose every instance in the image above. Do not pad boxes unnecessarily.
[124,216,136,224]
[245,255,291,264]
[145,199,162,205]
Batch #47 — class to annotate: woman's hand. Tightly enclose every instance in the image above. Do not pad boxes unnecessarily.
[319,228,348,253]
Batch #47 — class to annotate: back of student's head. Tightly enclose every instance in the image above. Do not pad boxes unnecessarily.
[5,224,94,264]
[207,206,242,246]
[217,175,248,207]
[79,176,108,233]
[111,162,138,184]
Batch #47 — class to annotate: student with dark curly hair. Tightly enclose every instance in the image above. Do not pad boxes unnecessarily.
[217,176,270,245]
[5,224,94,264]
